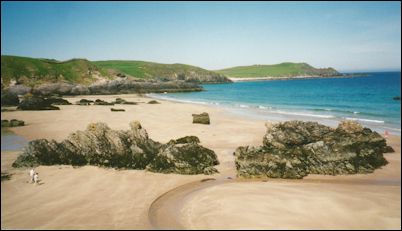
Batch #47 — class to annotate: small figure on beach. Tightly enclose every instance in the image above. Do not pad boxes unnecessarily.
[29,168,35,183]
[384,130,389,139]
[33,173,39,185]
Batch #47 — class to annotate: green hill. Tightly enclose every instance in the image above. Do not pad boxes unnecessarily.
[1,55,110,87]
[93,60,230,83]
[216,62,340,78]
[1,56,230,88]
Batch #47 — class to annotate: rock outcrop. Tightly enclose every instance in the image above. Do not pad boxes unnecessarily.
[5,79,203,97]
[1,90,19,106]
[234,120,389,179]
[93,99,114,105]
[147,100,160,104]
[192,112,210,124]
[113,98,137,105]
[146,136,219,174]
[12,122,219,175]
[17,95,60,110]
[1,119,25,127]
[76,99,93,105]
[111,108,125,112]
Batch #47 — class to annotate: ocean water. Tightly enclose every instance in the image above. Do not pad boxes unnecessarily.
[1,131,27,151]
[150,72,401,135]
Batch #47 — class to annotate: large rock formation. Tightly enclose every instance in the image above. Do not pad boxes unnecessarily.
[5,79,203,97]
[17,95,60,110]
[1,119,25,127]
[1,90,19,106]
[146,136,219,174]
[12,122,219,175]
[234,120,389,179]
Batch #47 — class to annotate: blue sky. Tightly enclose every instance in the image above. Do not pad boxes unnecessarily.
[1,1,401,72]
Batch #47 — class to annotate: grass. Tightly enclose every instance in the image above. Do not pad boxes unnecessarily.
[216,62,339,78]
[93,60,220,79]
[1,55,111,87]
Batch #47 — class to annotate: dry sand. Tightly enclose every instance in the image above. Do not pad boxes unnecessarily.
[1,94,401,229]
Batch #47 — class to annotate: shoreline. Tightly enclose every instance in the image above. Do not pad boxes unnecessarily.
[147,93,402,136]
[228,74,366,82]
[1,94,401,229]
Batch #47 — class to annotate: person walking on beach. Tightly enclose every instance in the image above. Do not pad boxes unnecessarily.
[384,130,389,139]
[33,173,39,185]
[29,168,35,183]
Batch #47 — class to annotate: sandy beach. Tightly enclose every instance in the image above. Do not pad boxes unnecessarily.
[1,94,401,229]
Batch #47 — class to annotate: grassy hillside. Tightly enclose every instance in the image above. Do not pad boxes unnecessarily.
[93,60,228,82]
[1,55,111,87]
[216,62,340,78]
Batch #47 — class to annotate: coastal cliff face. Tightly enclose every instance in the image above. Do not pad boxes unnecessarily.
[1,80,202,99]
[234,120,389,179]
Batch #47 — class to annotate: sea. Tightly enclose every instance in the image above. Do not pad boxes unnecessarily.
[150,72,401,135]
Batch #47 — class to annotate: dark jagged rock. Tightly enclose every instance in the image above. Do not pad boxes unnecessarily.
[192,112,210,125]
[1,90,19,106]
[111,108,125,112]
[17,95,60,110]
[93,99,114,105]
[45,96,72,105]
[87,79,203,95]
[1,119,25,127]
[147,100,160,104]
[234,120,389,179]
[76,99,93,105]
[113,98,137,105]
[383,145,395,153]
[146,136,219,175]
[12,122,219,175]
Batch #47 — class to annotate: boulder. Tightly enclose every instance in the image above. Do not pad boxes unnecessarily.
[192,112,210,125]
[17,95,60,110]
[147,100,160,104]
[113,98,137,105]
[8,119,25,127]
[76,99,93,105]
[235,120,389,179]
[111,108,125,112]
[1,91,19,106]
[12,122,219,175]
[93,99,114,105]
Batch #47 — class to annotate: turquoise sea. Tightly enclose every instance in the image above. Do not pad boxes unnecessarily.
[151,72,401,135]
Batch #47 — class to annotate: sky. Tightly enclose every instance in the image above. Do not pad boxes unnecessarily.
[1,1,401,72]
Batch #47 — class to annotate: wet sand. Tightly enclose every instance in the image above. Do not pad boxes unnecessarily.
[1,94,400,229]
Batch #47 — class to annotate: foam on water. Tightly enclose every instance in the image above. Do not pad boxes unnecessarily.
[150,72,401,135]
